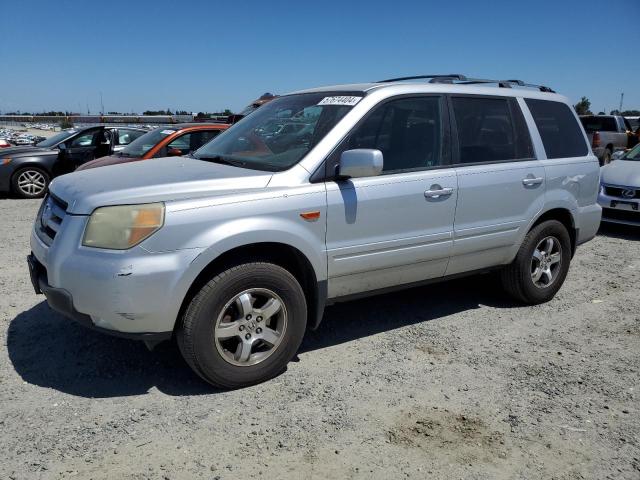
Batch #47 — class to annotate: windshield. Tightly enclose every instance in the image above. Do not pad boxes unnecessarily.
[36,130,77,148]
[121,127,176,157]
[621,143,640,161]
[193,92,362,171]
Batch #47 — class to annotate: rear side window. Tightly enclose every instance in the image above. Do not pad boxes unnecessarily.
[451,96,533,164]
[527,99,589,159]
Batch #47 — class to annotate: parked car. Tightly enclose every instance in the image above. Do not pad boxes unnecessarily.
[0,125,146,198]
[598,142,640,226]
[0,139,11,148]
[28,75,601,388]
[226,93,278,123]
[77,123,228,171]
[580,115,633,165]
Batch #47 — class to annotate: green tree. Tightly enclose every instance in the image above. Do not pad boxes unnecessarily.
[60,117,74,129]
[574,97,592,115]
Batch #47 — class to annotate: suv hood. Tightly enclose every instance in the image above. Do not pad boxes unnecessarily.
[600,160,640,187]
[50,157,273,214]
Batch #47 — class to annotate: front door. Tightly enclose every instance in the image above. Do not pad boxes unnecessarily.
[324,95,457,298]
[63,127,104,171]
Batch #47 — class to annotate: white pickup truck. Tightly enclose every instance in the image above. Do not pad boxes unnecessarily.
[580,115,632,165]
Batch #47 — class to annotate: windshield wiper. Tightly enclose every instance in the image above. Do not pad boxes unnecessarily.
[195,155,246,168]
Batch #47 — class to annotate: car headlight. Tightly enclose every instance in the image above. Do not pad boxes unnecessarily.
[82,203,164,249]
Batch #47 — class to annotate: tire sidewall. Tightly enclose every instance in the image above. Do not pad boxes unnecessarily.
[185,264,307,388]
[518,221,571,303]
[12,167,50,199]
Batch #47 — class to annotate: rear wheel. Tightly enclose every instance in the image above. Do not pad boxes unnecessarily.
[177,262,307,389]
[501,220,571,304]
[11,167,50,198]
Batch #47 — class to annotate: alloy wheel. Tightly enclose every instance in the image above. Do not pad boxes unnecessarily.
[531,236,562,288]
[17,170,47,196]
[214,288,288,367]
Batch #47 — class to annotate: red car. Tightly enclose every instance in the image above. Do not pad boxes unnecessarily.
[0,139,12,148]
[78,123,228,170]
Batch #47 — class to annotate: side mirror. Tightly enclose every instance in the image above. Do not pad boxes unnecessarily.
[57,143,67,152]
[337,149,383,179]
[167,147,182,157]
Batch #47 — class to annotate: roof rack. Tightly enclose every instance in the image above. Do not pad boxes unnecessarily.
[376,74,555,93]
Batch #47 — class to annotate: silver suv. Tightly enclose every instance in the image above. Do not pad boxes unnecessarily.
[28,75,602,388]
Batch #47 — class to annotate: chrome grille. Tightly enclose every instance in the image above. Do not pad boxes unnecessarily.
[36,194,68,245]
[604,185,640,199]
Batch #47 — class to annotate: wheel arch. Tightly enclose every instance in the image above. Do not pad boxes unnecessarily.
[530,208,577,256]
[176,242,327,335]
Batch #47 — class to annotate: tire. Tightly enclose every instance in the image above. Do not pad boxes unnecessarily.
[177,262,307,389]
[500,220,571,305]
[601,149,612,166]
[11,167,50,199]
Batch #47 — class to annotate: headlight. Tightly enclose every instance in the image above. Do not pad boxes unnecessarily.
[82,203,164,249]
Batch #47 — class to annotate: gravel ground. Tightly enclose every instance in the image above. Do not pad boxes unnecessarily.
[1,197,639,480]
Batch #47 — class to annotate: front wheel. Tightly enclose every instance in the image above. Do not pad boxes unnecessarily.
[177,262,307,389]
[12,167,50,198]
[501,220,571,304]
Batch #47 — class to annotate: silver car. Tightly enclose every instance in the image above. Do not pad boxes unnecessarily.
[28,75,602,388]
[599,143,640,225]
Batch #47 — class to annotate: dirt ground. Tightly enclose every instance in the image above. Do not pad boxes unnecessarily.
[1,197,638,480]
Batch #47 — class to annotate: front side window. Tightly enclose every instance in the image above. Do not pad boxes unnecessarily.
[69,130,99,147]
[527,99,589,159]
[451,96,533,164]
[193,93,360,171]
[341,96,445,173]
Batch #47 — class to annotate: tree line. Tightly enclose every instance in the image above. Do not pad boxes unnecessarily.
[574,97,639,116]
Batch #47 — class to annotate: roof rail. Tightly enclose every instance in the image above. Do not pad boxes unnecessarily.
[376,75,555,93]
[378,74,468,83]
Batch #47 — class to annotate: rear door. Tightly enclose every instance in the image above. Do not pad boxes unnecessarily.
[325,95,457,298]
[446,95,544,275]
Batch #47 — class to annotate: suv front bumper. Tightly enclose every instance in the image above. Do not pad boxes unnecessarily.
[28,253,172,342]
[598,188,640,226]
[30,218,204,337]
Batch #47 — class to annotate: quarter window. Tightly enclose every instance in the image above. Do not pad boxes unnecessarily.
[526,99,589,159]
[344,96,445,173]
[451,96,533,164]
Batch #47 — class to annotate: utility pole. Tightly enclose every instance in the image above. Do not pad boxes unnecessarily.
[100,92,104,115]
[619,92,624,113]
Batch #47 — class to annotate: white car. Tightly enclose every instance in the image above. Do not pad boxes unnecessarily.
[599,143,640,226]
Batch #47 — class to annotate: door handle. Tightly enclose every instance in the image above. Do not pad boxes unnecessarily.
[424,186,454,199]
[522,176,544,186]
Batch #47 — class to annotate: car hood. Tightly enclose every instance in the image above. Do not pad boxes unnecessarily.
[0,146,55,157]
[50,157,274,214]
[77,154,142,171]
[600,160,640,187]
